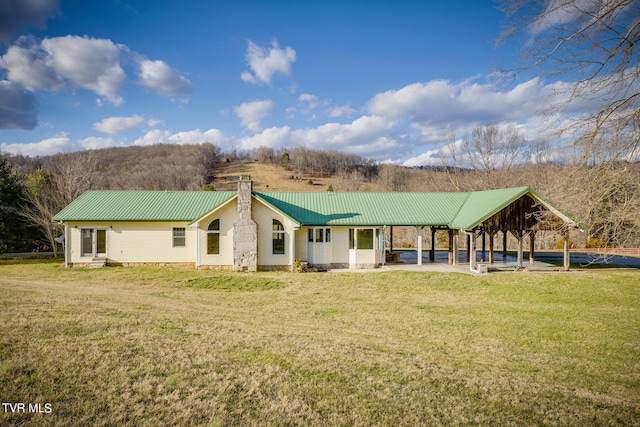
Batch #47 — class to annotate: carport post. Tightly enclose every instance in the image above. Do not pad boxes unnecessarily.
[430,228,436,261]
[529,231,536,266]
[417,226,423,265]
[489,231,495,264]
[452,230,459,266]
[563,230,571,271]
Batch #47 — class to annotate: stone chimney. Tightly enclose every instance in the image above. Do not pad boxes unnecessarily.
[233,175,258,271]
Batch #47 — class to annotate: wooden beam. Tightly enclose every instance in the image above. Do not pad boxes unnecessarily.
[482,232,486,262]
[452,230,459,266]
[529,231,536,266]
[430,228,436,261]
[564,231,571,271]
[489,231,495,264]
[503,230,508,258]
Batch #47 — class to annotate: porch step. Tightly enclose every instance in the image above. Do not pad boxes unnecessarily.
[89,258,107,268]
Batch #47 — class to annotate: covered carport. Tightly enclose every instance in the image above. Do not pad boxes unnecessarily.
[386,187,582,272]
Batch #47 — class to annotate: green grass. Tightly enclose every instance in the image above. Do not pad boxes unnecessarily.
[1,260,639,426]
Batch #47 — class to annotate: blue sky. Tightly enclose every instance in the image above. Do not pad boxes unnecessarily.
[0,0,576,165]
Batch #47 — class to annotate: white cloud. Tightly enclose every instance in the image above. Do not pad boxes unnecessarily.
[327,104,356,118]
[298,93,318,107]
[403,139,465,167]
[41,35,127,105]
[93,115,145,134]
[133,128,226,147]
[236,115,397,156]
[292,115,396,148]
[0,135,72,156]
[367,78,559,143]
[234,99,273,132]
[147,119,164,128]
[0,35,192,114]
[79,136,118,150]
[240,40,296,86]
[0,38,63,91]
[136,58,192,98]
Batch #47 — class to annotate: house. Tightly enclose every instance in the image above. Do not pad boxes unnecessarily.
[52,175,581,271]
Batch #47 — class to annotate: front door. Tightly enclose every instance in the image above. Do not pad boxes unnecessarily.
[307,228,331,265]
[81,228,108,258]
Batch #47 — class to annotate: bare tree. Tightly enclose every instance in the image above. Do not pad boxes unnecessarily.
[497,0,640,160]
[462,124,529,189]
[21,169,64,256]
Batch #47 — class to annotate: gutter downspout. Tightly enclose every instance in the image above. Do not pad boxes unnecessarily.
[381,226,386,267]
[63,223,68,269]
[290,224,298,272]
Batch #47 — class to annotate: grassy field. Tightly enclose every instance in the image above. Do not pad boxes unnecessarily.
[0,260,638,426]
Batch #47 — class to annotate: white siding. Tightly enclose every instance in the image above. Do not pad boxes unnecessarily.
[67,222,196,264]
[332,227,350,265]
[197,200,236,268]
[295,227,308,261]
[253,200,292,268]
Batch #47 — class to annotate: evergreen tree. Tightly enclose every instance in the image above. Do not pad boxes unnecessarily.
[0,155,37,252]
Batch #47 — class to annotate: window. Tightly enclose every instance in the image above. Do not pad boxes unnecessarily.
[357,229,374,249]
[81,228,107,257]
[272,220,285,254]
[81,229,92,256]
[308,228,331,243]
[173,227,186,247]
[207,219,220,254]
[349,228,374,250]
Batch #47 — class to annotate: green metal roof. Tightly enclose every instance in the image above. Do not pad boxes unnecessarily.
[53,186,579,230]
[254,192,469,226]
[449,187,531,230]
[52,191,236,222]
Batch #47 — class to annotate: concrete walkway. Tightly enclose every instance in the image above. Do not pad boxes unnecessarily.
[329,250,560,274]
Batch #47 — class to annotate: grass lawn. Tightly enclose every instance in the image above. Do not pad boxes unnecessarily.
[1,260,639,426]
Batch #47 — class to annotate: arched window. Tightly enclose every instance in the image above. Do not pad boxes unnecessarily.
[272,219,285,254]
[207,219,220,254]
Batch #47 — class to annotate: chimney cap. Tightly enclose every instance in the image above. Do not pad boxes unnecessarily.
[239,174,251,181]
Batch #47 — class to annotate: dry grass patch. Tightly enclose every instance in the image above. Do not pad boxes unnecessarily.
[1,260,639,426]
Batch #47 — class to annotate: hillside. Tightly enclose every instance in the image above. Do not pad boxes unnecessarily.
[210,160,376,192]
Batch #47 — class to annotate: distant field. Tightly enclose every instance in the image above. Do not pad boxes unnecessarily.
[1,260,638,426]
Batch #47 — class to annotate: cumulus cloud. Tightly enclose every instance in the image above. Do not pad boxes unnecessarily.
[93,115,145,134]
[0,37,64,91]
[0,35,193,112]
[327,104,356,118]
[0,0,59,43]
[240,40,296,86]
[234,100,273,132]
[238,126,292,150]
[298,93,318,108]
[39,35,127,105]
[367,78,554,142]
[79,136,118,150]
[133,128,226,147]
[0,80,38,130]
[0,135,71,156]
[237,115,397,156]
[136,58,192,98]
